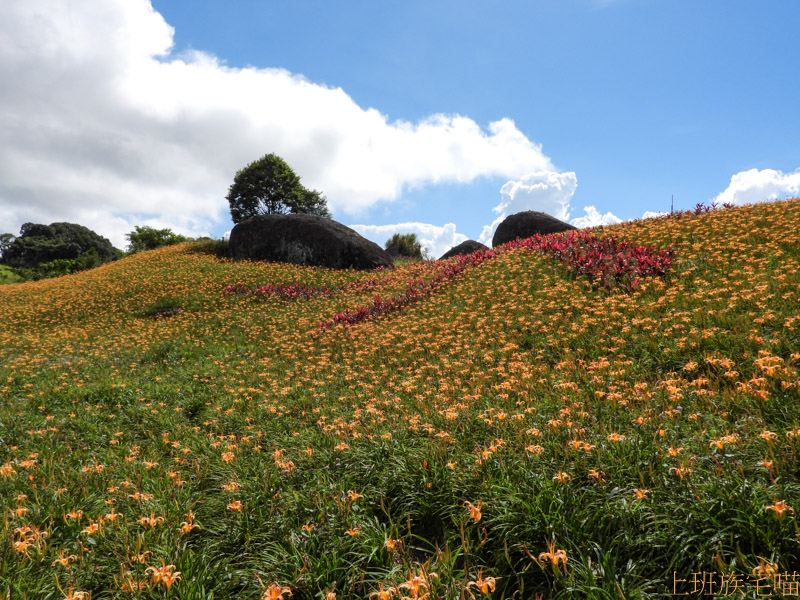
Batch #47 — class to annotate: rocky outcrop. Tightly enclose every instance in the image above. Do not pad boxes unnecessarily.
[438,240,490,260]
[491,211,576,247]
[229,214,393,270]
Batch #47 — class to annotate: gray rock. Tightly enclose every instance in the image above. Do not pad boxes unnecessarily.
[229,214,393,270]
[491,211,576,247]
[438,240,490,260]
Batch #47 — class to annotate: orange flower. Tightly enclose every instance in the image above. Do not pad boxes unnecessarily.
[65,509,84,522]
[669,464,693,480]
[398,567,437,599]
[384,536,403,551]
[765,500,794,518]
[526,539,568,575]
[759,430,779,442]
[128,550,151,564]
[145,559,182,589]
[81,521,102,535]
[261,582,292,600]
[13,538,34,558]
[467,568,498,596]
[369,583,397,600]
[137,512,165,528]
[52,548,78,567]
[104,508,122,523]
[464,500,484,523]
[588,468,604,483]
[180,510,200,534]
[752,558,779,579]
[0,462,15,478]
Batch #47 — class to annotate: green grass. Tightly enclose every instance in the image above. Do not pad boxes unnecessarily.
[0,264,24,284]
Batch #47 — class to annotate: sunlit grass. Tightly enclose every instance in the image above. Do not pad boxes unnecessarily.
[1,200,800,598]
[0,264,24,285]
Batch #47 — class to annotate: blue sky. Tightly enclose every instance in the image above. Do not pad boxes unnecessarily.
[2,0,799,256]
[154,0,800,222]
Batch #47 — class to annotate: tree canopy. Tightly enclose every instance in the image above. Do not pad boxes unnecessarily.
[126,226,188,253]
[226,153,331,224]
[0,222,119,270]
[385,233,423,260]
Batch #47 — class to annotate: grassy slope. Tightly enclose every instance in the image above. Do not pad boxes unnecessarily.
[0,265,24,285]
[1,200,799,599]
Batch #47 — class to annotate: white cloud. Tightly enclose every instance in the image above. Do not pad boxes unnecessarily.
[478,171,579,244]
[641,211,668,220]
[0,0,554,249]
[349,222,468,259]
[713,168,800,207]
[477,172,624,243]
[569,205,623,229]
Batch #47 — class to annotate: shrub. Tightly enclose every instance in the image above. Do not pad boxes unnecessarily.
[385,233,423,260]
[126,226,189,253]
[0,264,24,284]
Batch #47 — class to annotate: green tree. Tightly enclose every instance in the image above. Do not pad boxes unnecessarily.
[126,226,188,253]
[385,233,423,260]
[226,153,331,224]
[0,222,119,270]
[0,233,15,259]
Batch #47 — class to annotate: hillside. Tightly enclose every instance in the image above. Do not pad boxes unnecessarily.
[1,200,799,599]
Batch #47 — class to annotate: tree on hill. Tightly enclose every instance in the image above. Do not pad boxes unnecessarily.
[385,233,423,260]
[0,233,15,257]
[226,153,331,224]
[0,222,120,271]
[126,226,188,253]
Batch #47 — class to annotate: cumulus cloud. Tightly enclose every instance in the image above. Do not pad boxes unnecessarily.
[641,211,668,220]
[478,171,579,244]
[713,168,800,206]
[0,0,555,249]
[569,206,623,229]
[349,222,467,259]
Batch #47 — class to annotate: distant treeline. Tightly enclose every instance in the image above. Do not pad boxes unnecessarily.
[0,223,195,283]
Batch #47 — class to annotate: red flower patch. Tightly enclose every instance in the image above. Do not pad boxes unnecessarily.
[510,230,674,291]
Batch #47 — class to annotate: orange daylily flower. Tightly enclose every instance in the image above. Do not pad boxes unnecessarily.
[145,559,182,589]
[467,568,498,596]
[261,582,292,600]
[765,500,794,518]
[464,500,484,522]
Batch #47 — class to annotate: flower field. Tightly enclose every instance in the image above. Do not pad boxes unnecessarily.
[1,199,800,599]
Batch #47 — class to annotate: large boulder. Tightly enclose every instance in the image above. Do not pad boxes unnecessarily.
[438,240,490,260]
[229,214,393,270]
[491,211,576,247]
